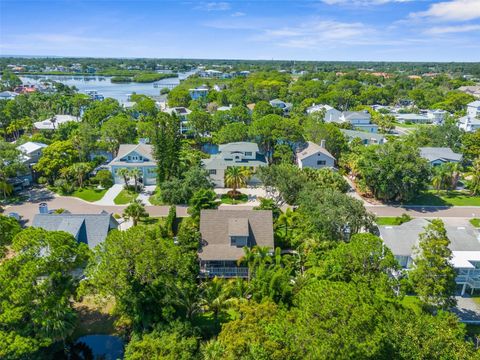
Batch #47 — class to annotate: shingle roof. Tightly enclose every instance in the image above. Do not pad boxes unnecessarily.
[218,142,259,153]
[202,152,267,170]
[16,141,47,155]
[379,218,480,258]
[419,147,463,163]
[199,210,274,261]
[343,111,371,121]
[109,143,156,167]
[297,141,335,161]
[32,212,118,249]
[34,115,80,130]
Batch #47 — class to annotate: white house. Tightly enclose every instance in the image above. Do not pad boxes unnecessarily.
[341,111,378,133]
[0,91,18,100]
[202,142,267,187]
[467,101,480,119]
[34,114,80,131]
[306,104,342,122]
[419,147,463,166]
[379,218,480,295]
[340,129,386,145]
[458,101,480,132]
[164,107,191,135]
[16,141,47,164]
[296,141,336,169]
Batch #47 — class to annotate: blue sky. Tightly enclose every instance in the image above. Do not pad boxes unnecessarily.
[1,0,479,61]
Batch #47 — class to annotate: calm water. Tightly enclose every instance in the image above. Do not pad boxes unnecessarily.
[74,335,124,359]
[21,71,195,102]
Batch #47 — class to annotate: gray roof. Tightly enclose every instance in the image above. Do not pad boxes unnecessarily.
[343,111,371,121]
[32,212,118,249]
[340,129,386,142]
[297,141,335,161]
[202,152,267,170]
[218,142,259,153]
[379,218,480,258]
[468,101,480,107]
[109,143,156,167]
[199,210,274,261]
[419,147,463,163]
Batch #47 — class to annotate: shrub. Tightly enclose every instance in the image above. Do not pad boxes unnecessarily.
[92,170,114,189]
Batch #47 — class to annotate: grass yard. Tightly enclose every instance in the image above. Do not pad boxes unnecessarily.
[72,296,118,339]
[114,189,138,205]
[70,187,107,202]
[148,188,165,206]
[470,219,480,228]
[220,193,248,205]
[407,190,480,206]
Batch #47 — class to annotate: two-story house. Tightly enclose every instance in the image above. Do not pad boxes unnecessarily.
[341,111,378,133]
[202,142,268,187]
[189,85,209,101]
[306,104,342,122]
[108,143,157,185]
[164,106,192,135]
[16,141,48,184]
[458,101,480,132]
[199,209,274,278]
[296,141,336,169]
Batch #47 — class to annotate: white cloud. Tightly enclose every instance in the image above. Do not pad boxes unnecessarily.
[321,0,412,5]
[425,24,480,34]
[231,11,246,17]
[410,0,480,21]
[195,2,231,11]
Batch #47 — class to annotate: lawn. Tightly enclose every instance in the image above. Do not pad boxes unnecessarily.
[376,217,406,226]
[114,189,138,205]
[470,219,480,228]
[407,190,480,206]
[148,188,165,206]
[72,296,118,339]
[70,187,107,202]
[220,193,248,205]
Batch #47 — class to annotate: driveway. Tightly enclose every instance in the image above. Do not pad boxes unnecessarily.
[214,187,268,207]
[452,296,480,323]
[93,184,123,205]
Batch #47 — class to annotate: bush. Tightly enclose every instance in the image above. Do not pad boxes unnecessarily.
[53,178,75,195]
[91,170,114,189]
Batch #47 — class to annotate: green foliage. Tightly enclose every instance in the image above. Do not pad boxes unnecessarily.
[213,122,249,144]
[100,114,137,155]
[0,228,89,359]
[91,169,114,188]
[152,113,182,183]
[410,219,457,310]
[0,215,21,249]
[132,73,177,83]
[33,140,78,184]
[188,189,219,219]
[356,141,430,202]
[123,199,149,226]
[160,166,212,205]
[304,120,348,160]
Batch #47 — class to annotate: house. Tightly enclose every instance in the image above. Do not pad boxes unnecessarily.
[467,101,480,119]
[306,104,342,122]
[458,86,480,99]
[189,85,209,100]
[217,105,232,112]
[394,113,430,124]
[424,109,447,124]
[269,99,292,115]
[32,211,118,249]
[0,91,18,100]
[419,147,463,166]
[16,141,47,165]
[340,129,386,145]
[202,142,267,187]
[379,218,480,295]
[198,209,274,278]
[108,143,157,185]
[33,114,80,131]
[458,116,480,132]
[164,107,192,135]
[296,141,335,169]
[341,111,378,133]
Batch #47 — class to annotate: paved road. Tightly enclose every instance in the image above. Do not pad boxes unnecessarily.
[4,188,479,225]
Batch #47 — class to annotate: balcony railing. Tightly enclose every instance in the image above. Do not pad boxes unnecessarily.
[200,267,249,278]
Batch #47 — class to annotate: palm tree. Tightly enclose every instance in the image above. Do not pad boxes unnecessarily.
[0,181,13,199]
[122,199,149,226]
[129,168,142,192]
[199,277,229,330]
[117,168,130,189]
[70,162,90,188]
[224,166,251,199]
[276,208,299,243]
[432,171,443,194]
[237,246,257,281]
[467,158,480,195]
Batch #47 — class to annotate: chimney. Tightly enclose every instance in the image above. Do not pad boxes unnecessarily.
[320,140,326,148]
[39,202,49,214]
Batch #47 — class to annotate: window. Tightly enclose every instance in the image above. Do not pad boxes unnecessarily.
[245,152,252,156]
[317,160,326,165]
[209,169,217,175]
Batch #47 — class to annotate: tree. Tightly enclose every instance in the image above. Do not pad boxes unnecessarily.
[188,110,213,141]
[167,87,191,108]
[152,113,181,183]
[100,114,137,156]
[188,189,219,219]
[356,142,430,202]
[0,215,21,249]
[461,130,480,161]
[275,208,300,247]
[304,120,348,160]
[410,219,457,310]
[199,277,230,329]
[256,164,306,205]
[117,167,130,188]
[68,162,92,188]
[0,141,27,196]
[297,187,375,242]
[129,168,142,192]
[92,169,113,188]
[213,122,249,144]
[224,166,251,197]
[123,199,149,226]
[33,140,78,184]
[0,228,88,359]
[84,226,198,331]
[466,158,480,195]
[160,166,213,205]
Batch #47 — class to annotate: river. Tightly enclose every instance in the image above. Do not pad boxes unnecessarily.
[20,71,195,102]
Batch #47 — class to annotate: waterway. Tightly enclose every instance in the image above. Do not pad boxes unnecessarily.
[74,334,124,359]
[20,71,195,102]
